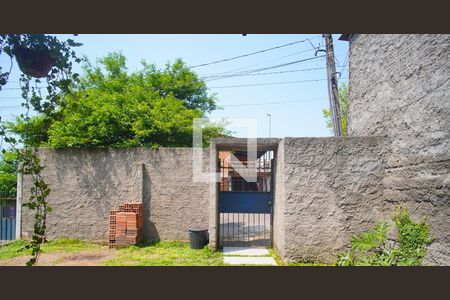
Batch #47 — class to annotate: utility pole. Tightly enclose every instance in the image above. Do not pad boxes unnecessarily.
[266,113,271,138]
[323,34,342,137]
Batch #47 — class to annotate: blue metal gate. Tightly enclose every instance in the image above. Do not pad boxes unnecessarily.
[0,199,16,241]
[218,150,274,248]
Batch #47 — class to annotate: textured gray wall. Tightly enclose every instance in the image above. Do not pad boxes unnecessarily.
[22,148,210,242]
[279,137,386,263]
[273,139,286,258]
[206,137,390,264]
[347,34,450,265]
[208,141,219,250]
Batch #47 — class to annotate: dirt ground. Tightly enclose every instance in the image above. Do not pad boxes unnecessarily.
[0,246,116,266]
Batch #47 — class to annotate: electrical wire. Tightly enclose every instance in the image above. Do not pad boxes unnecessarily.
[208,78,331,89]
[202,55,326,81]
[203,65,344,82]
[0,105,23,110]
[203,67,329,82]
[338,51,349,80]
[221,97,327,107]
[190,37,320,68]
[200,47,317,77]
[0,97,23,100]
[2,63,332,91]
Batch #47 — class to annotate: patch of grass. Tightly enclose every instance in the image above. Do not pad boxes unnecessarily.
[0,240,28,260]
[41,238,101,253]
[104,241,224,266]
[287,261,330,266]
[0,238,101,260]
[268,248,285,266]
[267,248,329,266]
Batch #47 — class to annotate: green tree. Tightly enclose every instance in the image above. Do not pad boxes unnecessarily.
[7,52,227,148]
[322,82,348,136]
[0,150,19,197]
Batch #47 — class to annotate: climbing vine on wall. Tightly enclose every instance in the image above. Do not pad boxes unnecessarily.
[0,34,82,265]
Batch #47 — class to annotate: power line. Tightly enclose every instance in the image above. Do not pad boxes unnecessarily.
[334,55,340,66]
[204,67,327,81]
[208,78,332,89]
[0,105,23,109]
[200,47,318,77]
[203,66,341,82]
[1,57,325,88]
[1,87,46,91]
[0,98,24,102]
[221,97,327,107]
[338,51,349,81]
[190,37,320,68]
[0,98,327,110]
[2,66,332,91]
[202,56,326,81]
[0,106,24,111]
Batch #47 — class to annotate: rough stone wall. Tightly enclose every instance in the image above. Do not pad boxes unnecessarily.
[206,137,388,263]
[22,148,210,242]
[208,142,219,250]
[273,139,286,258]
[280,137,386,264]
[347,34,450,265]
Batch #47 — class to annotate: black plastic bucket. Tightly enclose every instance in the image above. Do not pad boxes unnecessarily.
[189,227,209,249]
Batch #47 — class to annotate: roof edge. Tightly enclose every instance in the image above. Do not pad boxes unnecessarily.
[339,34,353,41]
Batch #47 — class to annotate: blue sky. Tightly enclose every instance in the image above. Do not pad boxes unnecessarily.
[0,34,349,138]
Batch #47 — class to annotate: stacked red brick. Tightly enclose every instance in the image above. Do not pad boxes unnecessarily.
[109,203,143,248]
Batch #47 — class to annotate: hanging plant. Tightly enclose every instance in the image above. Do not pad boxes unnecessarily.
[0,34,82,266]
[1,34,82,81]
[13,46,55,78]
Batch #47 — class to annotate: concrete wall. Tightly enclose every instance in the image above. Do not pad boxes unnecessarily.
[19,91,449,267]
[208,141,219,250]
[273,139,286,258]
[347,34,450,265]
[22,148,210,242]
[279,137,386,263]
[208,137,386,264]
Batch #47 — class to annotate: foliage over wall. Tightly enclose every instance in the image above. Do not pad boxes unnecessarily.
[0,151,18,197]
[7,52,228,148]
